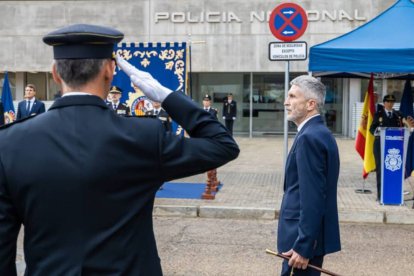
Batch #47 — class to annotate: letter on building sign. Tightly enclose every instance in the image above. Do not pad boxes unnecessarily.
[228,12,241,22]
[354,9,366,21]
[322,10,337,21]
[306,10,320,21]
[339,10,353,21]
[250,11,265,22]
[171,12,185,23]
[155,12,169,23]
[206,12,221,23]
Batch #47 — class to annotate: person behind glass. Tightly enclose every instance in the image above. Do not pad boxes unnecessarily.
[369,94,403,201]
[278,75,341,276]
[202,94,218,118]
[108,85,130,116]
[222,92,237,135]
[145,100,171,132]
[16,84,46,120]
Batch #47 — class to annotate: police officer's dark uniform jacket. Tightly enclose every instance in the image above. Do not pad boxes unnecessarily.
[0,24,240,276]
[202,95,218,120]
[108,86,131,117]
[206,107,218,118]
[109,101,130,116]
[145,108,171,132]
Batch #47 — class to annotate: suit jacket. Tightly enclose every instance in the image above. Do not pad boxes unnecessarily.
[145,108,171,132]
[222,100,237,119]
[16,99,46,120]
[277,115,341,259]
[0,92,239,275]
[108,102,130,117]
[204,107,218,119]
[369,108,403,136]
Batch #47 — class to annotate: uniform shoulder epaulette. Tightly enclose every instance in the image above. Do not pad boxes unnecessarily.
[0,114,38,130]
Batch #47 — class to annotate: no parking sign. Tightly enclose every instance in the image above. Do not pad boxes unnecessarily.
[268,3,308,42]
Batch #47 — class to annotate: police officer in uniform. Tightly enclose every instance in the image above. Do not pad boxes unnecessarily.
[202,94,218,119]
[108,85,130,116]
[222,93,237,135]
[369,94,403,201]
[0,24,239,275]
[145,100,171,132]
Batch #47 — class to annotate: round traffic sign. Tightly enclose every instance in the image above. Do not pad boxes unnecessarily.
[269,3,308,42]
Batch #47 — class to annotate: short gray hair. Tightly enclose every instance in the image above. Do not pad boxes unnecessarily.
[290,75,326,112]
[55,59,109,89]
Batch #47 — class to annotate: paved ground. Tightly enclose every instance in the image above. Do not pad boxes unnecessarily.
[153,217,414,276]
[154,136,414,224]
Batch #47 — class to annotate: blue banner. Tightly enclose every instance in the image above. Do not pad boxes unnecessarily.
[112,42,188,135]
[399,79,414,178]
[381,128,406,205]
[1,72,15,124]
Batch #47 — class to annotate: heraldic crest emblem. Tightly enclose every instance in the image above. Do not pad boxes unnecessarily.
[384,148,402,172]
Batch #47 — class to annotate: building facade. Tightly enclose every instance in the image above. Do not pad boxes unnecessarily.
[0,0,406,136]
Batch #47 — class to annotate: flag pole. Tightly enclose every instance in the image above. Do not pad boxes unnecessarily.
[355,178,372,194]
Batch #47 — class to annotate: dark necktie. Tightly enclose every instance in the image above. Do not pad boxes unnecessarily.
[26,101,31,113]
[155,110,159,115]
[113,104,117,110]
[388,111,392,118]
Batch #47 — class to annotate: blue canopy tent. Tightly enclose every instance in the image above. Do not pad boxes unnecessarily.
[309,0,414,74]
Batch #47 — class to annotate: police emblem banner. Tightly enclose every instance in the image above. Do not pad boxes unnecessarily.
[112,42,188,135]
[380,127,410,205]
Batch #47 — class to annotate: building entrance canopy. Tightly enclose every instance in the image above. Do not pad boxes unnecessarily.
[309,0,414,74]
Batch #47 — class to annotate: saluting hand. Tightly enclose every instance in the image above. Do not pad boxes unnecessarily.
[116,55,172,103]
[282,249,309,270]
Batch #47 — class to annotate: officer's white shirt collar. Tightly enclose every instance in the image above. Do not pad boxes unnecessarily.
[297,114,320,132]
[62,92,93,97]
[26,97,35,104]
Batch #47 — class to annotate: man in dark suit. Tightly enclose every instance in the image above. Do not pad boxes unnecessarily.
[108,85,130,116]
[145,100,171,132]
[222,93,237,135]
[16,84,46,120]
[369,94,403,201]
[0,24,239,275]
[277,75,341,276]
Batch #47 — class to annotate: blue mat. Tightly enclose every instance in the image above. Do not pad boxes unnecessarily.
[156,182,222,199]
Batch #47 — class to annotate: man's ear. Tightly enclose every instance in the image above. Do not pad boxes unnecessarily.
[104,59,116,82]
[307,99,317,111]
[51,63,62,85]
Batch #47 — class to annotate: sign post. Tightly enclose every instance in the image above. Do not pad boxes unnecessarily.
[268,2,308,170]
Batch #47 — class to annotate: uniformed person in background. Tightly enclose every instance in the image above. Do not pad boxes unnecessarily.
[145,100,171,132]
[222,92,237,135]
[0,24,239,275]
[370,94,403,201]
[202,94,218,119]
[108,85,130,116]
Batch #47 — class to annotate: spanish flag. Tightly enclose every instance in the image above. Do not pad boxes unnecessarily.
[355,74,375,178]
